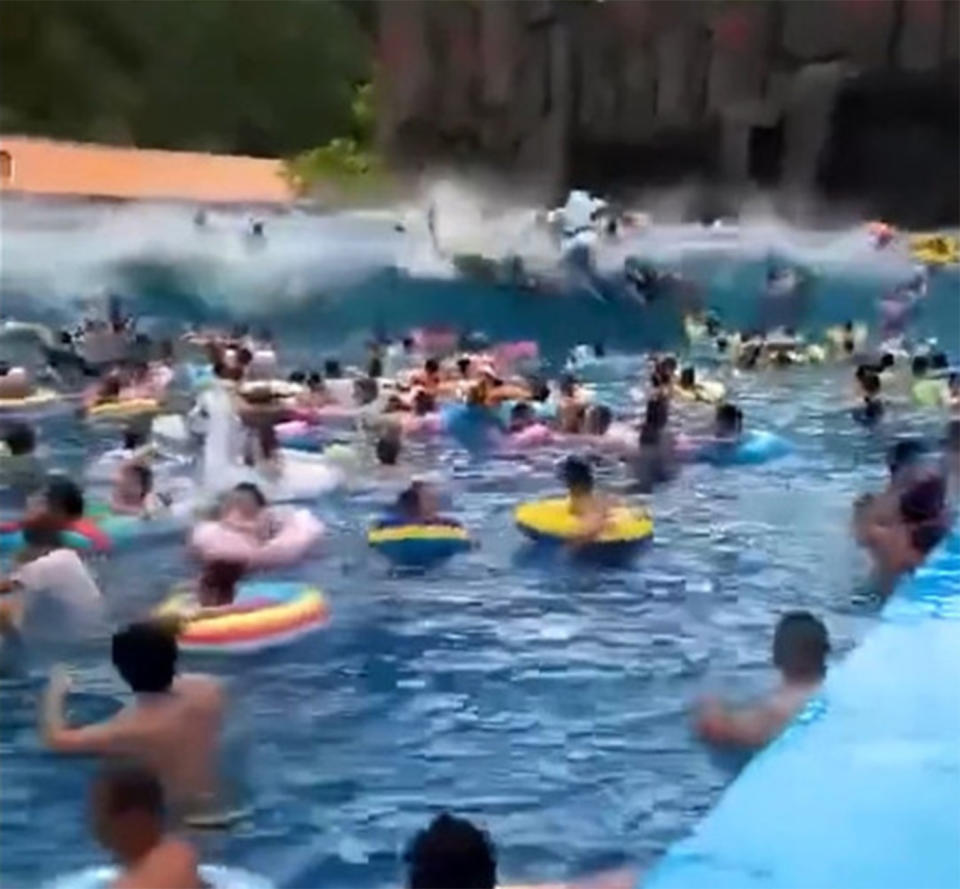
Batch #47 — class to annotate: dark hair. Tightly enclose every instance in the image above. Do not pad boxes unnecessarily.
[112,622,177,693]
[122,427,146,451]
[376,435,401,466]
[645,396,669,430]
[559,373,577,397]
[715,336,728,353]
[367,357,383,379]
[657,355,678,376]
[405,813,497,889]
[424,358,440,376]
[509,401,534,425]
[3,422,35,456]
[126,463,153,496]
[236,347,253,368]
[99,377,122,400]
[911,354,929,377]
[232,482,267,508]
[887,438,928,476]
[715,402,743,434]
[288,370,307,385]
[679,366,695,388]
[324,360,342,379]
[212,360,230,380]
[593,342,606,358]
[855,398,884,425]
[456,357,472,378]
[395,484,421,520]
[413,389,436,416]
[587,404,612,435]
[354,376,379,405]
[879,352,895,370]
[45,477,84,519]
[772,611,829,681]
[860,370,881,396]
[94,762,166,821]
[528,378,550,402]
[199,560,245,605]
[930,351,949,370]
[843,320,853,332]
[561,456,593,493]
[402,336,415,351]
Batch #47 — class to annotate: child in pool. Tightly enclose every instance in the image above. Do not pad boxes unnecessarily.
[561,456,617,543]
[852,368,884,426]
[696,611,830,749]
[88,763,204,889]
[713,402,744,442]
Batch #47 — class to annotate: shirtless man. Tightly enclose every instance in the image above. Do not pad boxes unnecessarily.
[41,620,225,823]
[89,762,204,889]
[696,611,830,748]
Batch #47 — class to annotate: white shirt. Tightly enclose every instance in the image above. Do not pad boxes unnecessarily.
[13,549,105,639]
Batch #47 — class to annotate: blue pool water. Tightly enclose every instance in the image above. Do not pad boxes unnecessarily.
[1,200,958,888]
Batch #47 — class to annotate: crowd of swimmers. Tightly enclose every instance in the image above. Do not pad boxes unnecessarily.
[0,295,958,887]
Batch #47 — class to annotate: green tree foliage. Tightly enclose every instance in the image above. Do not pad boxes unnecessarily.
[0,0,372,157]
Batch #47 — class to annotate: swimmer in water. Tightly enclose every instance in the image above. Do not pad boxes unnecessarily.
[42,621,225,823]
[631,397,677,493]
[562,456,615,543]
[852,368,884,426]
[218,482,274,542]
[89,762,205,889]
[696,611,830,748]
[713,402,744,442]
[405,813,497,889]
[26,476,86,530]
[111,463,167,517]
[0,422,46,501]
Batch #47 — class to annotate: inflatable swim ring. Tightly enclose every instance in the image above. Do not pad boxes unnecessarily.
[0,388,62,414]
[912,378,949,408]
[368,520,470,568]
[155,581,328,654]
[45,864,274,889]
[514,497,653,556]
[0,500,193,554]
[675,379,726,404]
[909,233,959,267]
[190,508,323,569]
[696,430,792,466]
[87,398,160,421]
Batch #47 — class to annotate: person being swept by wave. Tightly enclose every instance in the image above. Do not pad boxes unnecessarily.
[696,611,830,749]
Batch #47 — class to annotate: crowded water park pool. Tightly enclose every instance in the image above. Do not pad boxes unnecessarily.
[0,198,958,889]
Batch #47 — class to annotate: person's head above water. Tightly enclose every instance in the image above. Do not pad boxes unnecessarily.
[227,482,267,519]
[714,403,743,438]
[585,404,612,436]
[644,396,669,430]
[199,560,245,603]
[679,366,696,389]
[887,438,929,481]
[112,621,177,694]
[43,477,85,522]
[324,359,342,379]
[930,351,949,371]
[859,369,881,397]
[376,434,401,466]
[405,812,497,889]
[412,389,436,416]
[561,456,594,496]
[911,354,930,378]
[91,762,166,863]
[456,357,472,379]
[120,463,153,503]
[354,376,379,406]
[424,358,440,378]
[772,611,829,683]
[559,373,578,398]
[509,401,535,431]
[122,427,147,451]
[3,422,36,456]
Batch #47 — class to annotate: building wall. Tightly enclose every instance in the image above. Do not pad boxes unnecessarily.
[376,0,959,224]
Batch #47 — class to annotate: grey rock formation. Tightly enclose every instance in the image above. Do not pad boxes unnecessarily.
[377,0,959,225]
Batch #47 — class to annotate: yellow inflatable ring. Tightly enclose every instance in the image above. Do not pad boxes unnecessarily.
[0,387,62,412]
[675,379,726,404]
[155,582,329,654]
[87,397,160,420]
[514,497,653,545]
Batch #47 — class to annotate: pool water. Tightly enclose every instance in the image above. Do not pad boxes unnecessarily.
[1,203,958,888]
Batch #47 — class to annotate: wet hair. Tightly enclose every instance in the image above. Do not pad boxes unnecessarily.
[0,361,8,376]
[456,357,472,378]
[887,438,928,476]
[561,456,593,494]
[879,352,895,370]
[367,357,383,379]
[509,402,534,426]
[911,354,929,377]
[424,358,440,376]
[657,355,678,377]
[930,351,949,371]
[236,347,253,368]
[112,621,177,693]
[232,482,267,508]
[307,372,324,391]
[528,378,550,402]
[715,403,743,435]
[3,422,35,456]
[899,475,945,526]
[860,370,881,396]
[586,404,613,435]
[376,435,401,466]
[772,611,829,681]
[412,389,436,416]
[679,366,696,389]
[384,394,407,413]
[122,428,146,451]
[98,377,122,400]
[288,370,307,385]
[395,484,421,520]
[324,359,342,379]
[405,813,497,889]
[212,360,230,380]
[199,560,245,605]
[94,762,165,821]
[45,477,85,519]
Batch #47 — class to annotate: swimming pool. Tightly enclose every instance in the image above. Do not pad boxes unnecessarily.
[1,202,958,888]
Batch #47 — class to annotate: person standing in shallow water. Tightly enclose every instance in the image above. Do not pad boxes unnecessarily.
[696,611,830,749]
[89,762,204,889]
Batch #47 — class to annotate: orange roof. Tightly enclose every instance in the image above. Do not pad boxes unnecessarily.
[0,136,293,203]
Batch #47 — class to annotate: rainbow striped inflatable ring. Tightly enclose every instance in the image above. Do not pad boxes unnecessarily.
[155,581,329,654]
[368,521,471,568]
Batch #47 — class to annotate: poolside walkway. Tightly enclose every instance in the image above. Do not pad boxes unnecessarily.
[0,136,293,204]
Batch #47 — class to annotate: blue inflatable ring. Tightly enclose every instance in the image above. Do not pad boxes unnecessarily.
[368,521,471,567]
[697,430,791,466]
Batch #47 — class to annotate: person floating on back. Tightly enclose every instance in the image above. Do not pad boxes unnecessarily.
[696,611,830,748]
